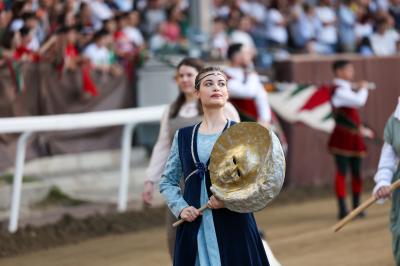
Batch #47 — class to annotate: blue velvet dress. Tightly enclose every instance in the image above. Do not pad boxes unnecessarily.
[160,121,269,266]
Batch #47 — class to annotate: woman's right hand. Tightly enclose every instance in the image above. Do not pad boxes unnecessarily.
[142,181,155,205]
[375,185,391,200]
[180,206,201,222]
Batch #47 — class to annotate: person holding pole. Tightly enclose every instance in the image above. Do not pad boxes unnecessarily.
[373,98,400,265]
[328,60,373,219]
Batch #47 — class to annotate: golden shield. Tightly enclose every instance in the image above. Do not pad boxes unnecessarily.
[209,122,285,213]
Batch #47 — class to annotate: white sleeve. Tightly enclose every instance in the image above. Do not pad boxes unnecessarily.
[223,102,241,122]
[254,86,272,122]
[145,107,172,183]
[331,87,369,108]
[228,77,255,98]
[373,142,399,202]
[228,73,272,122]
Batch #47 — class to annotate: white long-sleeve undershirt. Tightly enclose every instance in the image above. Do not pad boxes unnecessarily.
[373,99,400,203]
[225,67,272,122]
[373,143,399,192]
[332,78,369,108]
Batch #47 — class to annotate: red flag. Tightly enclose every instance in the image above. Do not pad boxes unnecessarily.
[81,65,98,96]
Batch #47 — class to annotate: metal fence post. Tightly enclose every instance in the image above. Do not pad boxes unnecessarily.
[118,124,135,212]
[8,131,33,233]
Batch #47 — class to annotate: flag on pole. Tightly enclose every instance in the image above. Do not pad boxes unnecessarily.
[268,83,334,133]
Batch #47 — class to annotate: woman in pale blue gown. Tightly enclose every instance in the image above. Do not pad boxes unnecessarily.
[159,66,269,266]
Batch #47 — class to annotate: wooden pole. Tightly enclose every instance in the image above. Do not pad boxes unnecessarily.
[172,204,209,227]
[333,179,400,232]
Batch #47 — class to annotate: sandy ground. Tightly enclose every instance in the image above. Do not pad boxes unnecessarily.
[0,195,394,266]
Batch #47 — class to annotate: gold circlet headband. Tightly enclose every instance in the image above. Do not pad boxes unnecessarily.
[195,71,227,89]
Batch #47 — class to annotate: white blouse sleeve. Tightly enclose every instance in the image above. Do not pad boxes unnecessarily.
[228,73,272,122]
[373,142,399,202]
[331,87,369,108]
[227,73,257,98]
[145,106,172,183]
[223,102,241,122]
[254,86,272,123]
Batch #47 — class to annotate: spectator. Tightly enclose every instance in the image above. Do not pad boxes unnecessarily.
[9,1,31,33]
[113,0,134,12]
[123,10,145,48]
[354,6,374,54]
[369,16,400,55]
[210,17,229,60]
[161,5,183,44]
[83,29,113,70]
[21,12,41,51]
[89,0,113,28]
[266,0,289,49]
[59,9,78,27]
[290,3,322,52]
[149,22,167,52]
[102,17,117,35]
[212,0,231,20]
[78,2,96,35]
[230,15,256,54]
[226,4,243,31]
[60,25,80,70]
[143,0,167,37]
[13,26,38,61]
[355,6,374,42]
[315,0,338,54]
[338,0,357,52]
[0,7,12,41]
[289,0,306,50]
[371,0,391,13]
[114,14,135,57]
[389,0,400,30]
[239,0,266,24]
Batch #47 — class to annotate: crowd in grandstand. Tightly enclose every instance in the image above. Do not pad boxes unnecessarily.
[0,0,398,71]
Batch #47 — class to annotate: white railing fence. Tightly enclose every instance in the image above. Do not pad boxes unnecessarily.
[0,105,166,233]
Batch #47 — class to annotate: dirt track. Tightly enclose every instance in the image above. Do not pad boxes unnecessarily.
[0,195,394,266]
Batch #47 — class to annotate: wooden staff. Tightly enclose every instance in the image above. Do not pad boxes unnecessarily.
[172,204,209,227]
[333,179,400,232]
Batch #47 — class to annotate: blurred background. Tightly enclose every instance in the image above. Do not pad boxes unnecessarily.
[0,0,399,265]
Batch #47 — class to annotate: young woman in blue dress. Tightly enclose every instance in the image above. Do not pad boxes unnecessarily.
[159,66,269,266]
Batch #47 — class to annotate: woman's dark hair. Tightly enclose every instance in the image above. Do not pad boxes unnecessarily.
[194,66,227,90]
[169,58,204,118]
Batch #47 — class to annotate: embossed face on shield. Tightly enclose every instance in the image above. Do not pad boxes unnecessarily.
[209,122,286,213]
[215,145,260,188]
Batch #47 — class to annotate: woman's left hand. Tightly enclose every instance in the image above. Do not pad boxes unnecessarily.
[207,195,224,209]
